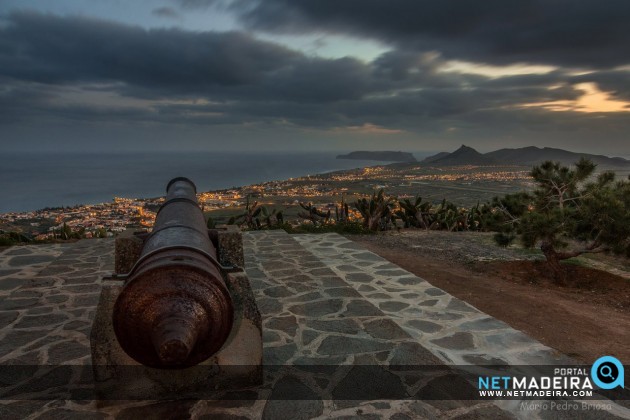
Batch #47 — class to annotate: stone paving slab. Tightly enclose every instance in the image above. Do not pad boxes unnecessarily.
[292,233,630,419]
[0,243,69,289]
[0,235,628,419]
[292,233,564,367]
[0,239,116,418]
[0,236,511,419]
[0,240,112,364]
[240,230,515,419]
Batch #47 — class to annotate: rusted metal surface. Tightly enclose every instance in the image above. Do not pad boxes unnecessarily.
[113,177,234,369]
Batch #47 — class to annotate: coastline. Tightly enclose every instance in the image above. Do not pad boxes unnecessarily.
[0,151,394,214]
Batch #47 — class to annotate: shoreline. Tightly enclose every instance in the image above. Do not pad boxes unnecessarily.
[0,152,396,214]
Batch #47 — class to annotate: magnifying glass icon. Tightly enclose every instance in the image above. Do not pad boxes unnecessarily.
[600,365,615,380]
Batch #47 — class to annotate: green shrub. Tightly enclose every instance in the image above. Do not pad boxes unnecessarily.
[0,235,15,246]
[493,232,516,247]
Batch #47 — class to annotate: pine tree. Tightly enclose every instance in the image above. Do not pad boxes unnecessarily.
[491,158,630,282]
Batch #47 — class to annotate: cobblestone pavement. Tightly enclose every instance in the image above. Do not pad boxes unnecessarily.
[291,233,563,367]
[0,239,114,418]
[0,243,69,284]
[0,235,628,419]
[241,230,512,420]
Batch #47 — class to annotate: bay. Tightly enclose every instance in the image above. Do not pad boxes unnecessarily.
[0,151,405,213]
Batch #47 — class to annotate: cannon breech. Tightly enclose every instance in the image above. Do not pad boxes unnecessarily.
[112,177,234,369]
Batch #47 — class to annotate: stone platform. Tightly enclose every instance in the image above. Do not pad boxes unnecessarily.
[0,233,628,419]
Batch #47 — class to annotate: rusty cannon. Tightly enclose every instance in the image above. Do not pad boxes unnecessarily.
[112,177,234,369]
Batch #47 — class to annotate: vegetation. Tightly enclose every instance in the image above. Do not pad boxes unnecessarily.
[297,202,330,226]
[205,159,630,285]
[4,157,628,287]
[486,159,630,282]
[0,231,32,246]
[334,195,350,223]
[394,195,486,232]
[222,189,487,234]
[395,196,437,230]
[354,189,395,231]
[224,195,285,230]
[0,224,108,246]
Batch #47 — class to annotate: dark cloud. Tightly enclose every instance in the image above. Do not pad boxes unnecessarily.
[259,57,372,103]
[0,79,156,126]
[1,11,630,154]
[152,7,180,19]
[0,12,450,104]
[172,0,226,9]
[235,0,630,68]
[0,80,56,124]
[0,12,299,92]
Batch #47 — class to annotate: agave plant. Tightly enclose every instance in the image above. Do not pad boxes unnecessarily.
[396,196,436,229]
[298,202,330,226]
[231,195,264,229]
[434,199,461,231]
[334,194,350,223]
[354,189,395,231]
[261,207,284,227]
[463,202,483,231]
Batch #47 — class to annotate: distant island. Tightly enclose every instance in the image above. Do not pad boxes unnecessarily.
[337,151,417,162]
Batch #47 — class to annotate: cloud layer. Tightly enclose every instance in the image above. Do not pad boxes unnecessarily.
[235,0,630,68]
[1,5,629,152]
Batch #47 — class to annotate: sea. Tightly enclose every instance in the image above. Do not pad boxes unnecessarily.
[0,151,417,213]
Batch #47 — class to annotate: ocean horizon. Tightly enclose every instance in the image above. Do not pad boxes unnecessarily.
[0,151,427,213]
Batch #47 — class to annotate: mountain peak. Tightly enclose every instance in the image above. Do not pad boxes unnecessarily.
[423,145,630,168]
[427,144,494,166]
[453,144,479,153]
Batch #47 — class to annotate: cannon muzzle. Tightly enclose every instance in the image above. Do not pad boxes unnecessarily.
[112,177,234,369]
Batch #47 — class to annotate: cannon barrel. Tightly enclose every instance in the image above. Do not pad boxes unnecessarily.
[113,177,234,368]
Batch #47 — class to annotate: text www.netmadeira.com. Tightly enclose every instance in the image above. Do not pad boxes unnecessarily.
[479,390,593,397]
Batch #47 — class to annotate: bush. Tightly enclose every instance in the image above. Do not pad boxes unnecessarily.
[487,158,630,282]
[0,235,15,246]
[493,232,516,247]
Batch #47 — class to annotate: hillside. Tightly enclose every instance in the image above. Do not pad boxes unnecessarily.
[421,151,450,164]
[422,145,495,166]
[486,146,630,167]
[422,145,630,167]
[337,151,417,162]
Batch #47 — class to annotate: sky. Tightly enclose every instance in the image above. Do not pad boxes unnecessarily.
[1,1,630,154]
